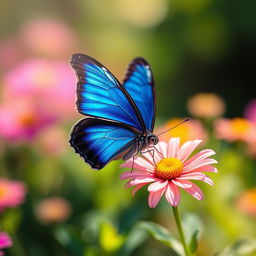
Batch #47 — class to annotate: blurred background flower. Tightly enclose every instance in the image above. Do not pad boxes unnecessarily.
[3,59,76,122]
[0,179,26,212]
[156,118,207,144]
[244,99,256,123]
[187,93,225,119]
[18,18,78,58]
[0,232,12,255]
[236,188,256,216]
[34,197,72,224]
[214,118,255,143]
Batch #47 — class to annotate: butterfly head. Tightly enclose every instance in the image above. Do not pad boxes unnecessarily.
[147,134,159,146]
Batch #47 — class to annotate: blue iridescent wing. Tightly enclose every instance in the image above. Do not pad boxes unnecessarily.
[70,118,139,169]
[123,58,156,131]
[70,54,146,132]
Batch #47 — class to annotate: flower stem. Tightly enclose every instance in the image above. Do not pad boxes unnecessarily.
[172,206,190,256]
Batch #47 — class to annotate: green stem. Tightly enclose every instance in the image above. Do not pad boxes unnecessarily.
[172,207,191,256]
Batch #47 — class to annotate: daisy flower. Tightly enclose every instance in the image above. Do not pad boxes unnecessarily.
[120,137,217,208]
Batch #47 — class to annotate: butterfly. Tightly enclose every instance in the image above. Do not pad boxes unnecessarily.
[69,54,158,170]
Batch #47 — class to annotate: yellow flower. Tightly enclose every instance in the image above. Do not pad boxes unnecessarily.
[99,222,125,252]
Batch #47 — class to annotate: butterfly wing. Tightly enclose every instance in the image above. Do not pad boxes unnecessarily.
[70,118,139,169]
[123,58,156,131]
[70,54,146,132]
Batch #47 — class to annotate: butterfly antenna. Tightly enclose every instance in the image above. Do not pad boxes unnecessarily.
[156,118,190,137]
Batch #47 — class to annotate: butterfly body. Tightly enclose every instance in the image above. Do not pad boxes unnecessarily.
[70,54,157,170]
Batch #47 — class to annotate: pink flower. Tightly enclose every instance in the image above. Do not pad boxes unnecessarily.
[0,179,27,212]
[3,59,76,122]
[0,232,12,255]
[0,38,22,70]
[0,99,54,141]
[35,126,68,156]
[244,99,256,123]
[120,138,217,208]
[19,18,77,58]
[214,118,256,143]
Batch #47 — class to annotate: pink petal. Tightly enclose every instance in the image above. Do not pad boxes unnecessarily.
[148,187,165,208]
[177,172,214,186]
[177,140,202,162]
[185,165,218,173]
[180,180,204,200]
[128,177,157,186]
[167,137,180,158]
[148,180,168,192]
[132,183,147,196]
[165,182,180,206]
[172,179,193,189]
[156,141,168,158]
[184,158,218,172]
[121,156,154,171]
[183,149,216,168]
[182,180,204,201]
[120,171,153,180]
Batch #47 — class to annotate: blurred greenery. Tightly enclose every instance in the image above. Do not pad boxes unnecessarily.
[0,0,256,255]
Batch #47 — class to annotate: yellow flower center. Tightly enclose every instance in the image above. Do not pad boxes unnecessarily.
[155,157,183,179]
[0,186,7,198]
[230,118,250,135]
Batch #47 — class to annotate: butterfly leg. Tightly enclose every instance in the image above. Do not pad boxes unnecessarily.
[140,147,157,166]
[153,146,163,158]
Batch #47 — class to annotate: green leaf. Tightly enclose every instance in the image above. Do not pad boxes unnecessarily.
[215,238,256,256]
[189,230,199,254]
[182,213,204,254]
[138,221,184,256]
[54,225,84,255]
[120,226,148,256]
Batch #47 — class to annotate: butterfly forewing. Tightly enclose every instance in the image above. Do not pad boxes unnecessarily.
[123,58,155,131]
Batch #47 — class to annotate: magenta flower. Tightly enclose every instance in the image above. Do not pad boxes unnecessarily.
[244,99,256,123]
[0,179,27,212]
[120,138,217,208]
[0,232,12,255]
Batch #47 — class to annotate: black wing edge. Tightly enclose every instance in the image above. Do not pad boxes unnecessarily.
[69,117,139,170]
[70,53,122,85]
[123,57,156,131]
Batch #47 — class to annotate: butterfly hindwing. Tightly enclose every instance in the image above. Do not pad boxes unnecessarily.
[71,54,145,132]
[70,118,139,169]
[123,58,156,131]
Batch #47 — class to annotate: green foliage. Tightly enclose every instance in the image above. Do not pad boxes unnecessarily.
[215,239,256,256]
[138,221,184,255]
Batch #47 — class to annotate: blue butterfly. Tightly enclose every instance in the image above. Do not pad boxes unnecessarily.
[70,54,158,170]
